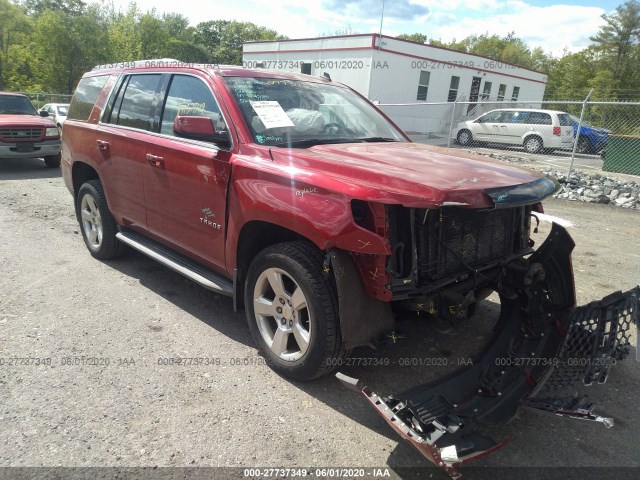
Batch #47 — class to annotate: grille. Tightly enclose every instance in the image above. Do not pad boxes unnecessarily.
[0,128,43,140]
[415,207,529,282]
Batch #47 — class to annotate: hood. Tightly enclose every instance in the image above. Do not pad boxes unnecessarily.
[0,114,56,128]
[269,142,553,208]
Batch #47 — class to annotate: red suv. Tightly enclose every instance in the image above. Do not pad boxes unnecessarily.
[0,92,61,167]
[61,61,637,475]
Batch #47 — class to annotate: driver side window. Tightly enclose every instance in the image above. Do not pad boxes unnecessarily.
[160,75,227,138]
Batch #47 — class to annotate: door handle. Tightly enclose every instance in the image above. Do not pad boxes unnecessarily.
[96,140,110,150]
[146,153,164,167]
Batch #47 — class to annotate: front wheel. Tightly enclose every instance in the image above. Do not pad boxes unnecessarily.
[44,153,61,168]
[575,137,591,154]
[457,129,473,146]
[76,180,125,259]
[244,242,345,381]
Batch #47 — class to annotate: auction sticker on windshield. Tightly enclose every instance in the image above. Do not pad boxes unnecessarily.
[250,101,295,129]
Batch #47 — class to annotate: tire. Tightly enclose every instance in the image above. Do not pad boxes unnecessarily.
[244,241,345,381]
[575,137,591,154]
[457,129,473,146]
[523,135,543,153]
[76,179,125,259]
[44,153,61,168]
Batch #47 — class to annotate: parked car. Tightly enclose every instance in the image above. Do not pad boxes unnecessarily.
[568,114,610,154]
[61,61,637,477]
[454,108,574,153]
[0,92,61,167]
[40,103,70,133]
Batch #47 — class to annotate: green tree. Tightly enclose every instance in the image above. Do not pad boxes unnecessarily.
[397,33,427,43]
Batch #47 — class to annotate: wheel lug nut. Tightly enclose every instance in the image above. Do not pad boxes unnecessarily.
[280,318,286,325]
[279,298,285,305]
[276,307,282,314]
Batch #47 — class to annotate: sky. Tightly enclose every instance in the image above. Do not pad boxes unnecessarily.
[103,0,621,57]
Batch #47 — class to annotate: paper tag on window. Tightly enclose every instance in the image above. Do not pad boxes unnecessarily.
[250,101,295,129]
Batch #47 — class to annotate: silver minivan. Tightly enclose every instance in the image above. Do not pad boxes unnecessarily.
[454,108,574,153]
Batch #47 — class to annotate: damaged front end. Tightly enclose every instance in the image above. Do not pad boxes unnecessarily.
[337,223,639,478]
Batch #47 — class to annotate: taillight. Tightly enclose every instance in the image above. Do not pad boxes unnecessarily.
[553,126,561,136]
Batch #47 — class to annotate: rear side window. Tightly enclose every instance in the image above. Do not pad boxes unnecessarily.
[504,111,529,124]
[109,74,162,131]
[526,112,552,125]
[558,113,573,126]
[67,75,109,121]
[160,75,226,136]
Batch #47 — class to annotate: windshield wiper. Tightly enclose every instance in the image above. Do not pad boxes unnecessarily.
[357,137,399,142]
[272,138,358,148]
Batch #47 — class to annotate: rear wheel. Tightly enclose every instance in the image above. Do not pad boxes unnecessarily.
[76,180,125,259]
[523,135,543,153]
[44,153,61,168]
[245,242,345,381]
[457,129,473,146]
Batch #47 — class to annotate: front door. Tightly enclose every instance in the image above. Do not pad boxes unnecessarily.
[143,73,232,272]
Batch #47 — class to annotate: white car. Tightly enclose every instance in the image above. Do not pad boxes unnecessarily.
[453,108,574,153]
[40,103,69,132]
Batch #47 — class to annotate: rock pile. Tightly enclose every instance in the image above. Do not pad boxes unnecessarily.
[469,150,640,210]
[542,169,640,209]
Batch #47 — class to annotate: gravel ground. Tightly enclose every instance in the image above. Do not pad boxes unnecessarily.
[1,157,639,480]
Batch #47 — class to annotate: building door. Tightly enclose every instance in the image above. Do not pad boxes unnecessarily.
[467,76,482,114]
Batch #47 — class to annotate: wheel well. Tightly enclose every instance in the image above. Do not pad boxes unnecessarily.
[72,162,100,200]
[524,134,542,143]
[234,221,308,310]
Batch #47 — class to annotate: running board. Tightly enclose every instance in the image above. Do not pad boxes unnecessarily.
[116,230,233,296]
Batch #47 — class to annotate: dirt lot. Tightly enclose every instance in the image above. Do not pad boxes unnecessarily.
[1,157,639,480]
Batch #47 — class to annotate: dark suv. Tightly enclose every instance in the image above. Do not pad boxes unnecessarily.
[0,92,61,167]
[61,60,638,476]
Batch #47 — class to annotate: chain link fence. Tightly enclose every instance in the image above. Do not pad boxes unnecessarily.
[379,98,640,178]
[20,92,73,110]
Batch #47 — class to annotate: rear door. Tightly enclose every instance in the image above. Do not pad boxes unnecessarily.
[98,73,164,231]
[142,73,233,272]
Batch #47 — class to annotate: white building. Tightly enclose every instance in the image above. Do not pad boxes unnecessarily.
[243,34,547,104]
[243,34,548,134]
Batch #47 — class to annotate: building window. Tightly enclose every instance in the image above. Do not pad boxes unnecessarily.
[416,71,430,101]
[447,76,460,102]
[481,82,492,100]
[511,86,520,101]
[497,84,507,101]
[301,63,311,75]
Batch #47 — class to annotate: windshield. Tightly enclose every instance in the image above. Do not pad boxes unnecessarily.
[569,114,592,128]
[0,95,38,115]
[223,77,406,147]
[56,105,69,116]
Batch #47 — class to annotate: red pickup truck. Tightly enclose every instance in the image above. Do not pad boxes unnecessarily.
[61,61,638,476]
[0,92,61,167]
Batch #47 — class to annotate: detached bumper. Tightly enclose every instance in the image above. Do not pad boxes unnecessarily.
[338,224,638,478]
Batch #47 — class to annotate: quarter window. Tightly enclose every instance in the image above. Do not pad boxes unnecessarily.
[416,71,430,101]
[447,76,460,102]
[160,75,227,137]
[68,75,109,121]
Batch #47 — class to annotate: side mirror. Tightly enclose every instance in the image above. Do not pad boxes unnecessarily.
[39,110,49,117]
[173,115,230,147]
[173,116,216,140]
